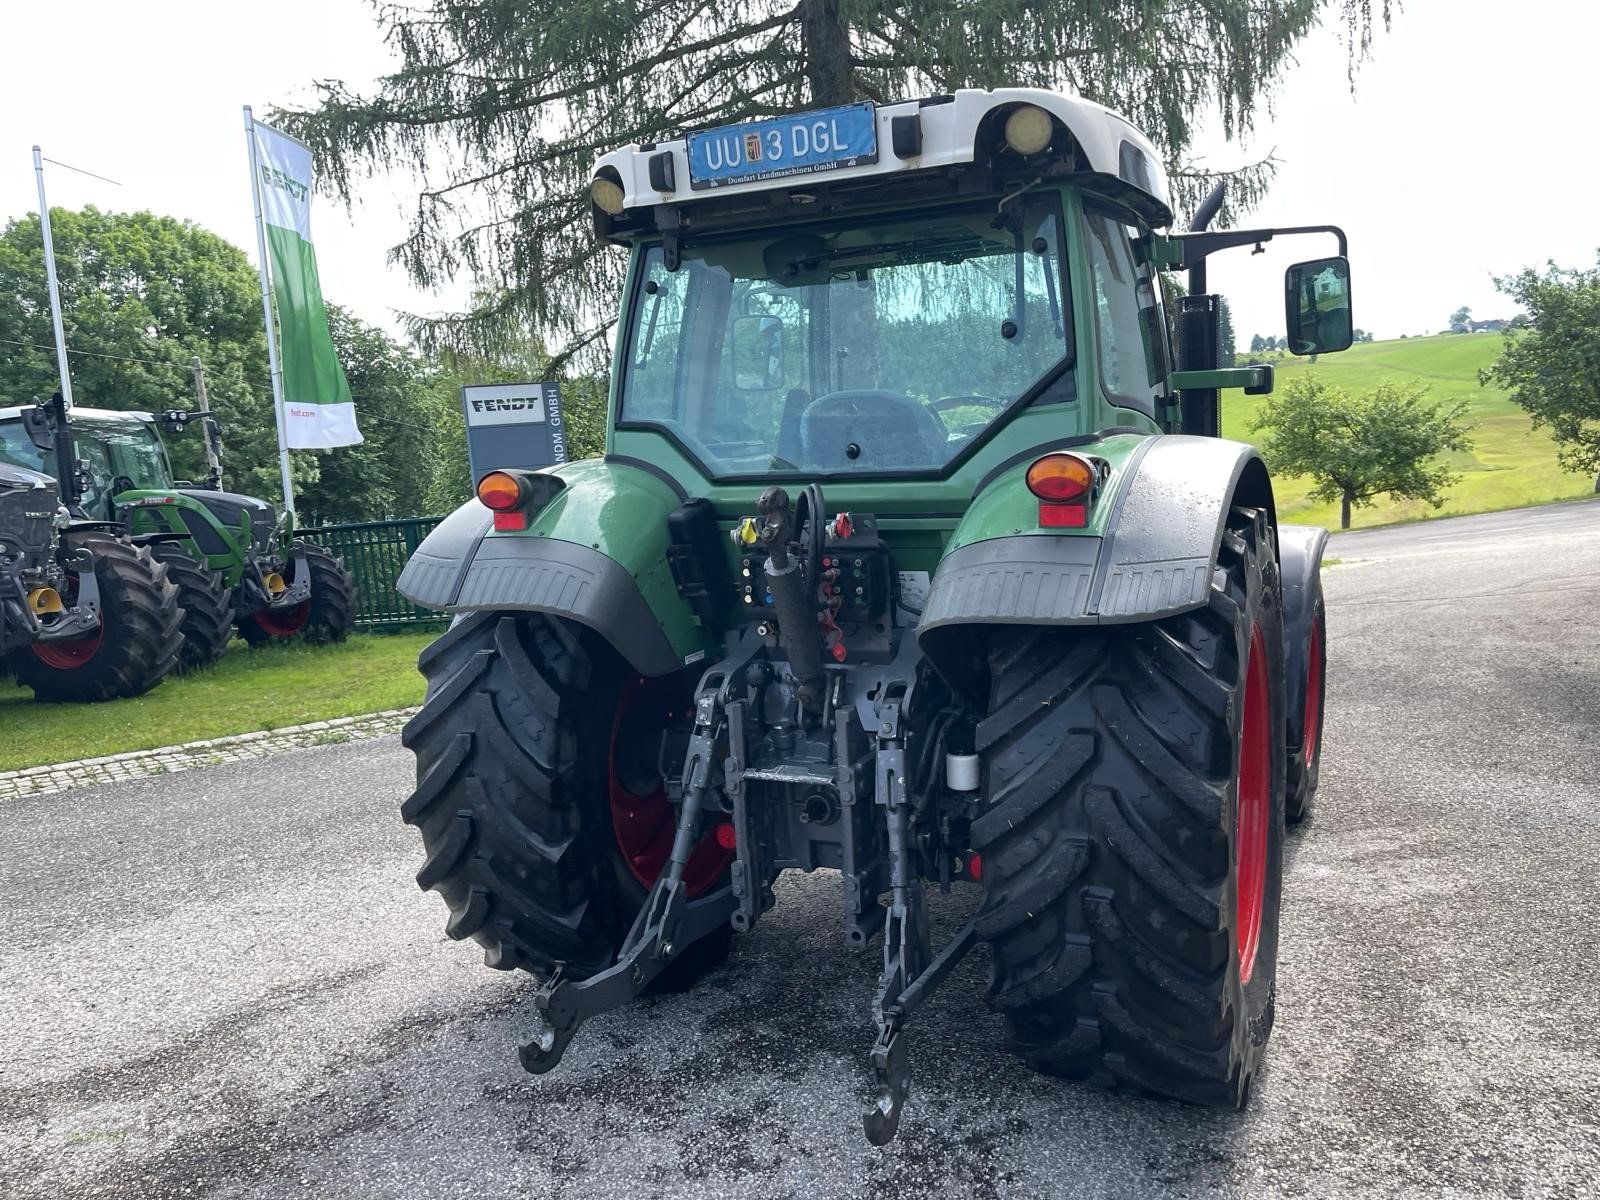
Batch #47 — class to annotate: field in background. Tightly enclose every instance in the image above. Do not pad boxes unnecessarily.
[1221,334,1595,528]
[0,631,435,772]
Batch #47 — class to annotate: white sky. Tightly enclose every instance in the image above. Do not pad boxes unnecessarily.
[0,0,1594,351]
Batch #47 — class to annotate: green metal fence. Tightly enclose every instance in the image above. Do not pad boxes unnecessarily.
[298,516,446,630]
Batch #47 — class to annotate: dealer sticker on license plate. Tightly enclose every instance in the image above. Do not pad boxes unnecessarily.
[686,102,878,191]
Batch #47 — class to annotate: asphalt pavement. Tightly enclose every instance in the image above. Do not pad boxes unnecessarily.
[2,500,1597,1199]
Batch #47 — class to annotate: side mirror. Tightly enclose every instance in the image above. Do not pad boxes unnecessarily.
[21,407,53,450]
[732,315,785,390]
[1285,256,1353,356]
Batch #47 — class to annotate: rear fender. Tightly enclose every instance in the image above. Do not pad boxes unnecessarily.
[919,435,1277,682]
[397,459,706,677]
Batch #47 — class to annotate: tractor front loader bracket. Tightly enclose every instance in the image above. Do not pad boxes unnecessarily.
[35,547,101,642]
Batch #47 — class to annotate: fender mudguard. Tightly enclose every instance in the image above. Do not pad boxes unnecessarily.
[396,460,705,677]
[1278,523,1328,756]
[919,435,1276,644]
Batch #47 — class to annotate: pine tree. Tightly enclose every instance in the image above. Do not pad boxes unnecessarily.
[276,1,1389,362]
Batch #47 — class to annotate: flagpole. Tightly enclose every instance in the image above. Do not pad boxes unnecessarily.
[243,105,296,522]
[31,146,74,409]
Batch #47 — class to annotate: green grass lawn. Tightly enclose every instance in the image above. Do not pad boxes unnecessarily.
[0,629,439,772]
[1222,334,1597,529]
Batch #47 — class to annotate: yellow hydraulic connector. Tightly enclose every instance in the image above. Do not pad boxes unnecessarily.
[735,517,760,546]
[27,587,63,616]
[263,571,288,596]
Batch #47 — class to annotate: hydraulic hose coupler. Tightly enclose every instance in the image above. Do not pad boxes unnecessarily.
[756,486,825,713]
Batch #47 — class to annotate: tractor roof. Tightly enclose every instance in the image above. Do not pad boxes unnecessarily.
[590,87,1172,231]
[0,404,156,427]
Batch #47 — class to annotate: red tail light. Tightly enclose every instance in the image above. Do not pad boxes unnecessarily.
[1026,453,1097,528]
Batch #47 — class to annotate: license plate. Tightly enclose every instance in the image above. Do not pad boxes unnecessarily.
[686,103,878,191]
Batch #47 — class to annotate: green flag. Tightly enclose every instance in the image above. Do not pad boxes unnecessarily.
[250,119,362,449]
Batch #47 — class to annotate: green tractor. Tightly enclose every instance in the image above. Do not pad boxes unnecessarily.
[0,393,357,671]
[0,412,183,701]
[396,89,1339,1142]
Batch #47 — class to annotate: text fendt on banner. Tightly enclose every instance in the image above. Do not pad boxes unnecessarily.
[244,108,362,516]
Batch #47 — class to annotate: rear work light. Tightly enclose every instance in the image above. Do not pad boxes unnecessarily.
[1025,452,1098,529]
[477,471,531,531]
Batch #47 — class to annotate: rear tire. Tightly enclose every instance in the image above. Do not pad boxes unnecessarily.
[10,533,184,702]
[399,612,732,987]
[238,540,356,645]
[972,506,1286,1107]
[1285,584,1326,825]
[146,541,234,672]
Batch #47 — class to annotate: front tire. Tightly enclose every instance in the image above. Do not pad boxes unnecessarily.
[10,533,184,702]
[972,506,1286,1107]
[238,540,357,645]
[399,612,732,986]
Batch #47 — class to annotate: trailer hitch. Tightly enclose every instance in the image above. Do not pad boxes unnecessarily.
[861,693,978,1145]
[518,684,737,1074]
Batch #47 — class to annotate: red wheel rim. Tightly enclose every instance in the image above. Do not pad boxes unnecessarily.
[32,623,105,670]
[252,600,311,637]
[608,676,734,896]
[1235,624,1271,985]
[1302,614,1324,771]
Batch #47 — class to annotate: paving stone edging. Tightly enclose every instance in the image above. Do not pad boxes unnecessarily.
[0,707,420,801]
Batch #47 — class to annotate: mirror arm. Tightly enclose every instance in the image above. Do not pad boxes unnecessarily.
[1170,365,1274,396]
[1174,224,1348,272]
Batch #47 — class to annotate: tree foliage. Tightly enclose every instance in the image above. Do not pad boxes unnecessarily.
[1482,255,1600,476]
[1252,376,1473,528]
[293,305,463,523]
[276,0,1389,362]
[1218,297,1237,366]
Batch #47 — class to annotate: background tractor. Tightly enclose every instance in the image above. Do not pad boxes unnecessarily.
[395,89,1339,1142]
[0,389,356,671]
[0,415,182,701]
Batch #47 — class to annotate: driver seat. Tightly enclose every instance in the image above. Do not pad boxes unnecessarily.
[798,390,947,470]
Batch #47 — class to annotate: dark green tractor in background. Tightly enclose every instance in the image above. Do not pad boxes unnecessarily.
[0,424,182,702]
[395,89,1341,1142]
[0,394,356,672]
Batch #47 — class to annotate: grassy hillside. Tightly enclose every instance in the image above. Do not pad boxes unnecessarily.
[1220,334,1595,529]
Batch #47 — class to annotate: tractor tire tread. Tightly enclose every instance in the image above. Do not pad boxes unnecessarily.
[400,613,729,992]
[147,540,234,671]
[973,505,1285,1109]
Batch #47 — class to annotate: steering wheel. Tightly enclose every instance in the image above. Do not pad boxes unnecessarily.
[928,394,1006,416]
[799,389,948,469]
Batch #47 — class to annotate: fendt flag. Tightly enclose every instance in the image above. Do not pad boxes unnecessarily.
[246,113,362,453]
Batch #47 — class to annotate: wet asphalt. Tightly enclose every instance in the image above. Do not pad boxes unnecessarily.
[1,499,1597,1199]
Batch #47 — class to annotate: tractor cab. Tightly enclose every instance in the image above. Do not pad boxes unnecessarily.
[0,405,173,523]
